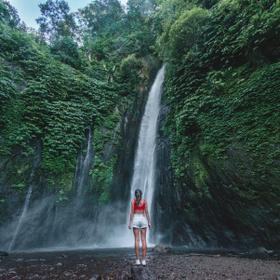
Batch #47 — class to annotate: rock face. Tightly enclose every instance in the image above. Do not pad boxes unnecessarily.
[0,138,42,229]
[152,104,176,245]
[158,144,280,249]
[153,59,280,250]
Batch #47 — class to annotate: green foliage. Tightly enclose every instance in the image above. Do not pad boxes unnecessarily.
[79,0,157,65]
[50,36,81,68]
[0,21,116,182]
[36,0,77,41]
[200,0,280,67]
[78,0,124,35]
[165,61,280,182]
[0,0,21,28]
[160,7,209,59]
[119,54,143,94]
[91,108,121,204]
[0,0,157,204]
[159,0,280,211]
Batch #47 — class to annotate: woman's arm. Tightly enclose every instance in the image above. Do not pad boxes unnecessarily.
[145,201,151,228]
[128,201,134,229]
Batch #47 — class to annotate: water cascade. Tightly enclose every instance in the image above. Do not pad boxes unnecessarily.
[76,127,94,198]
[8,186,33,251]
[8,143,41,251]
[96,66,165,248]
[128,65,165,243]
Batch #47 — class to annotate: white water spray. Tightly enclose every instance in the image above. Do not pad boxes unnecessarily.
[8,186,33,251]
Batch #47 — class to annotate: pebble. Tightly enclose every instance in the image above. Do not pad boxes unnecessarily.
[64,271,73,276]
[77,263,87,268]
[0,251,279,279]
[89,274,101,280]
[27,274,40,280]
[8,270,17,276]
[10,276,21,280]
[118,270,130,279]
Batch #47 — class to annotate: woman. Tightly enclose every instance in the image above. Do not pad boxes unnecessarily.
[128,189,151,266]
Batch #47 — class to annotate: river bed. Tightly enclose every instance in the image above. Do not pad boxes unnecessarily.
[0,247,279,279]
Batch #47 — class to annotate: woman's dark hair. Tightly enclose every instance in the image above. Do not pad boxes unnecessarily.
[135,189,142,198]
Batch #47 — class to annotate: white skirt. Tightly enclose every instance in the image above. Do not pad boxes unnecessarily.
[132,213,148,229]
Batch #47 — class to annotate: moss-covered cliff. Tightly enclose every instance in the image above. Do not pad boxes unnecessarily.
[157,0,280,248]
[0,0,158,230]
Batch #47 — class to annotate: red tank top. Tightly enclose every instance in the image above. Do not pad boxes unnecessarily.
[132,198,146,212]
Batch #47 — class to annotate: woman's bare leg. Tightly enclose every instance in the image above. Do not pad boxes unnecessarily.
[140,228,147,259]
[133,228,140,259]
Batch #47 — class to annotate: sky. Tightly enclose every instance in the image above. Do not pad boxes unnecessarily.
[7,0,127,29]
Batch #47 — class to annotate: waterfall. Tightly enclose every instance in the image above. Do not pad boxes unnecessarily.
[76,127,94,197]
[129,65,165,242]
[8,186,33,251]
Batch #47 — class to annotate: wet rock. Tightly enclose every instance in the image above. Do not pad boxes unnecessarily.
[0,251,8,256]
[131,266,155,280]
[8,268,17,275]
[0,268,7,278]
[116,270,131,280]
[63,271,72,277]
[10,276,21,280]
[249,247,273,254]
[152,244,170,253]
[89,274,101,280]
[27,274,40,280]
[37,276,48,280]
[77,263,87,268]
